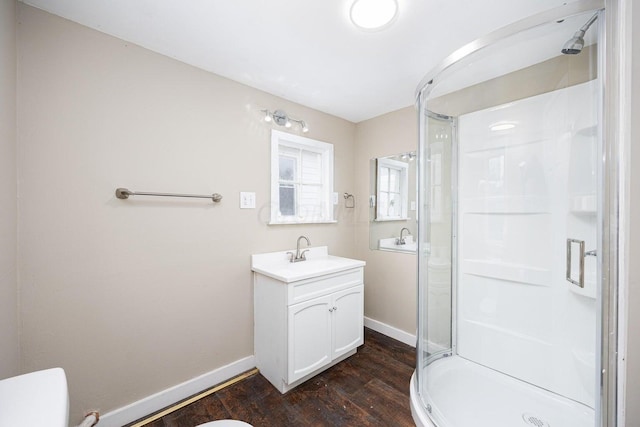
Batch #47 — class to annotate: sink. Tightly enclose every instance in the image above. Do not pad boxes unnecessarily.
[251,246,365,282]
[379,237,417,252]
[0,368,69,427]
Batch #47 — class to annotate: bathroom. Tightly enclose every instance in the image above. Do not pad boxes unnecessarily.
[0,0,639,426]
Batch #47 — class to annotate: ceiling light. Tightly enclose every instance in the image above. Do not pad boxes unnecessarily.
[350,0,398,31]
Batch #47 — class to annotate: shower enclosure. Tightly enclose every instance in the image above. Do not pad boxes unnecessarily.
[411,1,619,426]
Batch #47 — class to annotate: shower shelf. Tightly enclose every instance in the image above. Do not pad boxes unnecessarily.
[575,125,598,138]
[569,194,597,215]
[462,259,550,287]
[461,196,550,214]
[461,135,549,154]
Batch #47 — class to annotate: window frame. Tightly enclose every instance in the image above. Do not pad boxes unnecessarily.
[375,157,409,221]
[270,130,335,224]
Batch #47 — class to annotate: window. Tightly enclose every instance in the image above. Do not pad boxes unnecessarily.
[376,157,408,221]
[271,130,335,224]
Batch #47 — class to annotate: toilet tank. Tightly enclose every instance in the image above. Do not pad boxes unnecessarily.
[0,367,69,427]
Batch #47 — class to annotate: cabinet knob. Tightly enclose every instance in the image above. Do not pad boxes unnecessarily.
[333,306,338,311]
[329,308,334,312]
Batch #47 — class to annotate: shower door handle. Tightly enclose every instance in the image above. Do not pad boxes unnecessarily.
[566,238,585,288]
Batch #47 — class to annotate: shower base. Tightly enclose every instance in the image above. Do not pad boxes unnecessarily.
[410,355,594,427]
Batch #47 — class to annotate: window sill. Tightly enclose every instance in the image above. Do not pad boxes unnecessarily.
[374,217,410,222]
[269,220,338,225]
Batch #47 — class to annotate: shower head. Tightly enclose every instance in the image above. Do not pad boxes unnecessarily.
[561,32,586,55]
[561,13,598,55]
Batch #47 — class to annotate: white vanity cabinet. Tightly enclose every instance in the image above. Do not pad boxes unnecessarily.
[288,283,364,383]
[251,247,365,393]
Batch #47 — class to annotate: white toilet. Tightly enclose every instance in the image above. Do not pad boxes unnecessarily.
[0,367,253,427]
[0,367,69,427]
[196,421,253,427]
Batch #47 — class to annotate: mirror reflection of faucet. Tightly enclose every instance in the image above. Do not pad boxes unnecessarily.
[287,235,311,263]
[396,228,411,245]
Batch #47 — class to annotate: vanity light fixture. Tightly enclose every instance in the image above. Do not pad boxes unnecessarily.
[350,0,398,31]
[262,109,309,133]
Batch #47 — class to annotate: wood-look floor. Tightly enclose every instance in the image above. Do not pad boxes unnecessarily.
[129,328,416,427]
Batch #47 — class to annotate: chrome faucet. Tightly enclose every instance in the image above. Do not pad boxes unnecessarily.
[287,235,311,263]
[397,228,411,245]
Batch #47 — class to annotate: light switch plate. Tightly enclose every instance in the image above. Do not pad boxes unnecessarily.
[240,192,256,209]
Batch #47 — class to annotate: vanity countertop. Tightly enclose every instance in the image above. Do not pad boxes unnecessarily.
[251,246,365,283]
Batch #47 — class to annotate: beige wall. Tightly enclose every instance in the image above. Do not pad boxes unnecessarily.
[0,0,19,380]
[16,5,356,423]
[354,107,417,335]
[624,2,639,425]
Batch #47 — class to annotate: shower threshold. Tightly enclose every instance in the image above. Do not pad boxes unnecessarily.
[410,355,594,427]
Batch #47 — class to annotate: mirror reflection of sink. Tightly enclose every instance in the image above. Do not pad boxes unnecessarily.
[379,237,417,252]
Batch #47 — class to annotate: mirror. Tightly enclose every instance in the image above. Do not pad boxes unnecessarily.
[369,151,417,253]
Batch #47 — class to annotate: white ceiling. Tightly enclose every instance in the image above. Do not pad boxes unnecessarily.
[22,0,575,123]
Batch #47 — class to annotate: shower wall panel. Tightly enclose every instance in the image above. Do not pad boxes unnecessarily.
[457,80,598,407]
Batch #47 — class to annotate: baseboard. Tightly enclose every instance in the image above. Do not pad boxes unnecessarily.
[364,317,416,348]
[98,355,255,427]
[98,320,415,426]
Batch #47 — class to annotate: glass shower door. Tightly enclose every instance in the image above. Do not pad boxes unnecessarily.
[416,112,455,411]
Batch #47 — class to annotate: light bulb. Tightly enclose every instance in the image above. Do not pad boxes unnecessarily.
[264,111,272,122]
[301,122,309,133]
[285,120,292,128]
[350,0,398,31]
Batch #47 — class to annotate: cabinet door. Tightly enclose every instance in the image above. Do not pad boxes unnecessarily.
[287,295,332,383]
[332,285,364,359]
